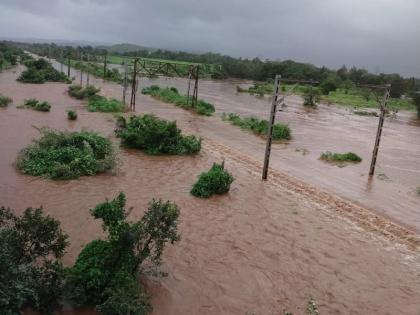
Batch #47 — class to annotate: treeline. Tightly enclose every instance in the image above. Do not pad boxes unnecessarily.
[4,41,419,98]
[0,42,28,71]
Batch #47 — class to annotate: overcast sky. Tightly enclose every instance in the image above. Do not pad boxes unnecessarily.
[0,0,419,77]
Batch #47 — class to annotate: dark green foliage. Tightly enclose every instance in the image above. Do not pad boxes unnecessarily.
[0,94,12,107]
[66,192,180,315]
[67,110,78,120]
[88,95,125,112]
[319,75,340,95]
[239,82,273,96]
[116,114,201,155]
[68,84,100,99]
[320,151,362,163]
[17,58,69,84]
[0,206,68,315]
[141,85,215,116]
[222,113,291,140]
[413,93,420,118]
[191,162,234,198]
[23,98,51,112]
[16,129,114,179]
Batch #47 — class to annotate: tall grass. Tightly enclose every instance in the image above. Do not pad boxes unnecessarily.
[116,114,201,155]
[23,98,51,112]
[68,85,100,99]
[221,113,291,140]
[88,95,125,112]
[16,129,114,179]
[0,94,12,107]
[142,85,215,116]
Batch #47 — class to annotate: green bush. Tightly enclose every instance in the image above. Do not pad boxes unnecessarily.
[16,129,114,179]
[67,110,78,120]
[17,58,70,84]
[191,162,234,198]
[0,206,68,315]
[221,113,291,140]
[88,95,125,112]
[23,98,51,112]
[303,87,321,106]
[141,85,215,116]
[68,84,100,99]
[0,94,12,107]
[413,93,420,118]
[116,114,201,155]
[320,151,362,163]
[65,192,179,315]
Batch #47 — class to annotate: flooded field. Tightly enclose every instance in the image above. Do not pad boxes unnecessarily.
[1,64,420,314]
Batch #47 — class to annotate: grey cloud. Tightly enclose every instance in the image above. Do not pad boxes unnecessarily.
[0,0,419,76]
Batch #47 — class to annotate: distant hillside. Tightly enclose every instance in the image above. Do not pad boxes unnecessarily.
[96,43,156,54]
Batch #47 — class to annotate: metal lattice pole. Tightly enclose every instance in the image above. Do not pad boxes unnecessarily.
[79,54,83,86]
[123,58,128,104]
[86,53,90,86]
[369,85,391,176]
[262,75,282,180]
[130,59,138,111]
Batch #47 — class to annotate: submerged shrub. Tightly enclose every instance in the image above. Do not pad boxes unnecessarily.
[23,98,51,112]
[67,110,78,120]
[17,58,69,84]
[0,94,12,107]
[88,95,125,112]
[320,151,362,163]
[116,114,201,155]
[16,129,114,179]
[221,112,291,140]
[141,85,215,116]
[191,162,234,198]
[65,192,179,314]
[68,84,100,100]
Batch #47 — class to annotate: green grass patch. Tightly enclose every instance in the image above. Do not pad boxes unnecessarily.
[23,98,51,112]
[221,112,291,140]
[0,94,12,107]
[18,58,70,84]
[191,162,234,198]
[67,110,78,120]
[88,95,125,112]
[237,82,273,96]
[16,129,115,179]
[320,151,362,163]
[68,84,100,99]
[142,85,215,116]
[116,114,201,155]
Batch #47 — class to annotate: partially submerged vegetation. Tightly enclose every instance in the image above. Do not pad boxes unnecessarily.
[116,114,201,155]
[88,95,125,112]
[23,98,51,112]
[1,192,180,315]
[18,58,70,84]
[16,129,114,179]
[0,94,12,107]
[67,110,78,120]
[68,84,100,99]
[142,85,215,116]
[320,151,362,163]
[221,112,291,140]
[66,192,180,314]
[191,162,234,198]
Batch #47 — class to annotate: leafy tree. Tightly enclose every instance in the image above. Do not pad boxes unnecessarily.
[66,192,180,314]
[0,206,68,315]
[413,92,420,118]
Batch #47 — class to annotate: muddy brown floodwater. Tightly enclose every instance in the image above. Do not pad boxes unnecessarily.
[1,63,420,315]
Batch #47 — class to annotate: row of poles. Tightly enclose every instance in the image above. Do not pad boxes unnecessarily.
[262,75,391,180]
[54,53,200,112]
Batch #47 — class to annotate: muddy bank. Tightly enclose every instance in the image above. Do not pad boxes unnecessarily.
[1,65,420,314]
